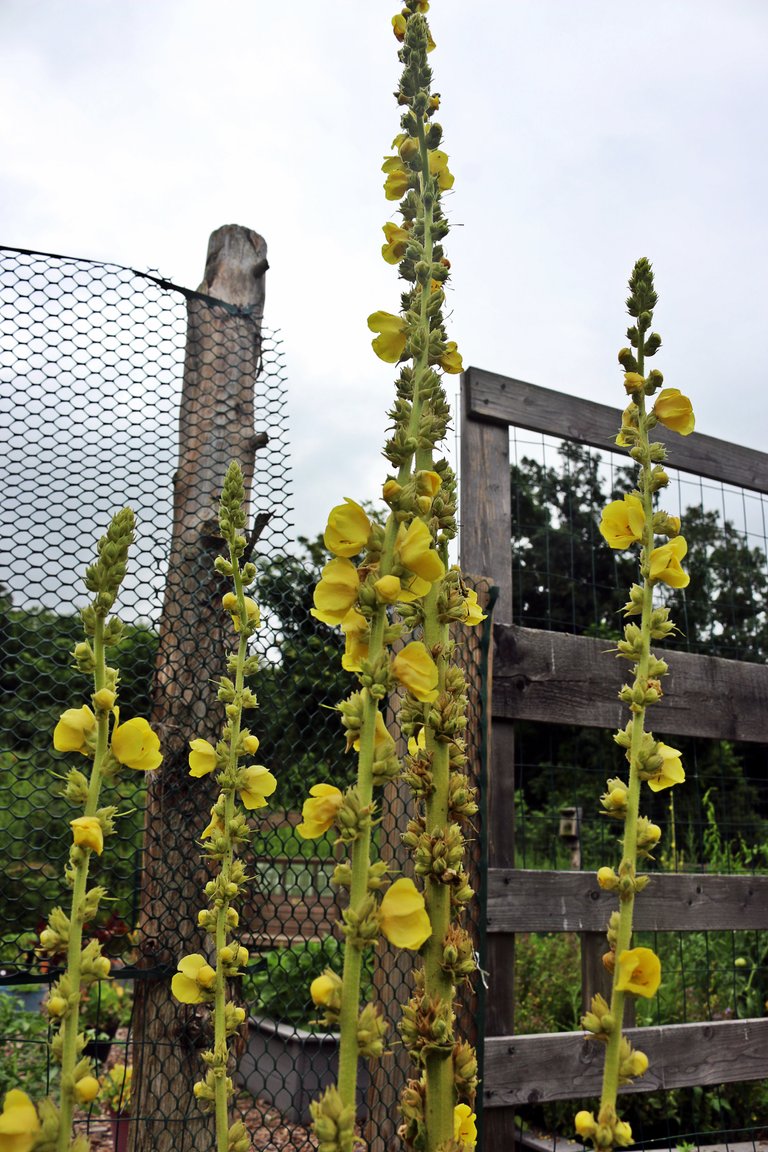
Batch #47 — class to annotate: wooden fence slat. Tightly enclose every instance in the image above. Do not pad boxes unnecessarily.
[493,623,768,743]
[486,870,768,933]
[465,367,768,494]
[482,1017,768,1106]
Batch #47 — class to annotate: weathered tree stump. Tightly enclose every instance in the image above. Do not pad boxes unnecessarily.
[129,225,268,1152]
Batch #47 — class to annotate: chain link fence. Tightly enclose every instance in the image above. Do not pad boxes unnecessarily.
[0,244,489,1152]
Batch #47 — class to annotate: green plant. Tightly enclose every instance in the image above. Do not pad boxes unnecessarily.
[243,938,372,1030]
[513,934,582,1035]
[80,978,133,1035]
[0,992,58,1101]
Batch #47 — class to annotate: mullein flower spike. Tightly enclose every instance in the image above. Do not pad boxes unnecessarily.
[175,461,276,1152]
[37,509,162,1152]
[306,7,481,1151]
[578,260,693,1150]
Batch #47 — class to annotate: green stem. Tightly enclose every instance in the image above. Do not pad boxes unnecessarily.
[600,337,656,1116]
[422,592,454,1152]
[57,614,108,1152]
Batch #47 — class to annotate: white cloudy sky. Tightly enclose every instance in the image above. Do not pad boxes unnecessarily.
[2,0,767,542]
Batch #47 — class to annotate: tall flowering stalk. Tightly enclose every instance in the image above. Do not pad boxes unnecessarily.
[301,7,481,1152]
[171,461,276,1152]
[576,260,695,1150]
[13,509,163,1152]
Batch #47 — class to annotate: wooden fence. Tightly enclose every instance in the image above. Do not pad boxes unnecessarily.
[459,366,768,1150]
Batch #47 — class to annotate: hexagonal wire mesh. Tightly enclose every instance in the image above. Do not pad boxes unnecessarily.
[0,245,489,1152]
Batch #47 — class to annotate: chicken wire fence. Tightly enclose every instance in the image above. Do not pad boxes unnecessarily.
[505,428,768,1149]
[0,245,490,1152]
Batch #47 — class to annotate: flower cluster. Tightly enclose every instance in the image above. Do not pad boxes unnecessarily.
[29,509,162,1152]
[171,461,274,1152]
[579,260,693,1149]
[304,7,481,1151]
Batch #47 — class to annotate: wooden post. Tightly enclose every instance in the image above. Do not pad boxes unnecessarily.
[460,375,517,1150]
[130,225,268,1152]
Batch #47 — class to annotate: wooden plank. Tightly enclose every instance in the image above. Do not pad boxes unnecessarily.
[482,1017,768,1106]
[486,870,768,933]
[460,376,512,623]
[493,623,768,743]
[465,366,768,494]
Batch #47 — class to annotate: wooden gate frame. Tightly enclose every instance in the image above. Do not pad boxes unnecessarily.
[459,366,768,1149]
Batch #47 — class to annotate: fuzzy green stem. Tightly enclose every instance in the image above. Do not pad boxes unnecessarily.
[57,614,108,1152]
[422,589,454,1152]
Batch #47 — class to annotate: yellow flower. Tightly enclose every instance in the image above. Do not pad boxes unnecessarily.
[599,494,645,549]
[439,341,463,374]
[374,574,401,604]
[71,816,104,856]
[396,518,445,585]
[238,765,277,810]
[188,738,217,778]
[310,970,343,1009]
[242,733,260,755]
[616,401,639,447]
[171,954,217,1004]
[453,1104,477,1151]
[297,784,344,839]
[415,470,442,498]
[391,12,407,40]
[463,588,487,626]
[428,149,454,190]
[353,709,392,753]
[367,310,408,362]
[341,608,369,673]
[222,592,260,632]
[0,1089,40,1152]
[382,221,410,264]
[614,1120,634,1147]
[311,557,360,626]
[112,713,162,771]
[615,946,661,998]
[324,498,371,558]
[574,1111,596,1139]
[649,536,690,588]
[382,157,411,201]
[653,388,695,435]
[646,742,685,792]
[201,806,224,841]
[623,371,645,394]
[379,877,432,950]
[53,705,96,755]
[74,1075,100,1104]
[392,641,439,703]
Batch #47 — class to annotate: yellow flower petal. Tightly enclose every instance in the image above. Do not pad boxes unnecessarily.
[311,557,360,625]
[0,1089,41,1152]
[367,311,408,362]
[463,588,487,626]
[53,705,96,755]
[238,765,277,810]
[653,388,695,435]
[396,518,445,585]
[112,715,162,771]
[392,641,439,703]
[439,340,463,374]
[297,783,344,839]
[599,494,645,549]
[649,536,690,588]
[323,499,371,558]
[188,738,217,778]
[454,1104,477,1151]
[382,221,410,264]
[646,742,685,792]
[615,946,661,998]
[70,815,104,856]
[379,877,431,950]
[374,574,402,604]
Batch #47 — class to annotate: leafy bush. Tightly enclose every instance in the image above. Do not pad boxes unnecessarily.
[243,938,373,1029]
[0,992,58,1100]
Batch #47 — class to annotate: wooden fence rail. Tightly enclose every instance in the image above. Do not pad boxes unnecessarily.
[459,366,768,1151]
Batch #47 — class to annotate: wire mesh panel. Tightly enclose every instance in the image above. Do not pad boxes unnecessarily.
[0,245,490,1152]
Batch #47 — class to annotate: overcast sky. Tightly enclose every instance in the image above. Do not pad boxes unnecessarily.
[2,0,767,544]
